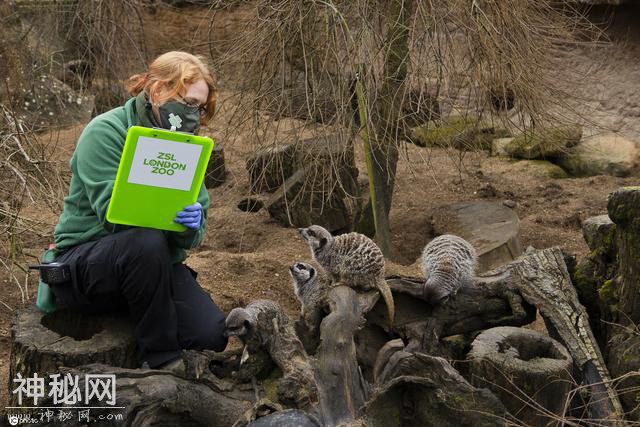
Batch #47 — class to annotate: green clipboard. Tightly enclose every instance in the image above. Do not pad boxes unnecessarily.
[106,126,214,231]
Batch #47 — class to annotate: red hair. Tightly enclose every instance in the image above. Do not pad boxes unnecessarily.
[128,51,218,123]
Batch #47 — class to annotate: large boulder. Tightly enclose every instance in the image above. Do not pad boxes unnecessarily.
[10,74,94,130]
[553,133,640,177]
[504,125,582,160]
[408,117,509,151]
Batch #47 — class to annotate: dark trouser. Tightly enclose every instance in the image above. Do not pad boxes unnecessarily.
[50,228,228,368]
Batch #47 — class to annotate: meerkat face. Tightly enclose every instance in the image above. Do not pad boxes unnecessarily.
[224,308,252,339]
[298,225,332,253]
[289,261,316,296]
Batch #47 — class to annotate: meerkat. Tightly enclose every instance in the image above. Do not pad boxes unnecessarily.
[298,225,395,327]
[224,299,283,364]
[289,260,330,316]
[420,234,477,305]
[289,261,330,344]
[224,299,318,407]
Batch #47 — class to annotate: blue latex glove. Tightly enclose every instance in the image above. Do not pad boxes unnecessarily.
[174,202,202,230]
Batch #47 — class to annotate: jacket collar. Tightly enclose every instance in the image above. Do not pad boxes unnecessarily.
[133,90,161,129]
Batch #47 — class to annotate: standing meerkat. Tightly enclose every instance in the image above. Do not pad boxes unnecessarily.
[420,234,477,305]
[289,261,330,338]
[298,225,395,326]
[289,261,330,317]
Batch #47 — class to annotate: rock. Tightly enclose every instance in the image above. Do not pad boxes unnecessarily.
[503,160,568,179]
[505,125,582,159]
[205,144,226,188]
[408,117,509,151]
[11,74,94,129]
[401,89,440,128]
[503,199,517,208]
[554,133,640,177]
[468,327,574,427]
[490,137,513,156]
[431,201,523,272]
[248,409,321,427]
[476,183,499,198]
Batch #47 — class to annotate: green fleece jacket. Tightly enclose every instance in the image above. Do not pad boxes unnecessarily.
[53,95,209,264]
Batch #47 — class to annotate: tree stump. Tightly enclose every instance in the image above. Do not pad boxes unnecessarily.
[205,144,226,188]
[468,326,574,427]
[432,201,523,272]
[365,351,509,427]
[8,307,136,407]
[247,144,298,193]
[605,187,640,420]
[37,363,253,427]
[572,214,617,349]
[264,133,361,232]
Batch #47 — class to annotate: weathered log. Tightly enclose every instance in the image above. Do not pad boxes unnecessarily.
[364,259,538,357]
[8,307,137,407]
[365,351,509,426]
[36,362,253,427]
[205,144,226,188]
[431,201,523,272]
[314,286,379,426]
[514,248,625,425]
[364,247,624,423]
[467,326,574,427]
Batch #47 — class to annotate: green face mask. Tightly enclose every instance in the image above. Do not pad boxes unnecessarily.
[158,101,201,134]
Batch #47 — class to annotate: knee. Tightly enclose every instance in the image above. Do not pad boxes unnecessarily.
[182,313,228,352]
[188,325,228,352]
[121,228,169,260]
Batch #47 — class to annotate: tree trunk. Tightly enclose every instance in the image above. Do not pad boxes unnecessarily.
[357,0,412,256]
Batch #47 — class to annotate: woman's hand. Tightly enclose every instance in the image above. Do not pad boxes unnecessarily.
[174,202,202,230]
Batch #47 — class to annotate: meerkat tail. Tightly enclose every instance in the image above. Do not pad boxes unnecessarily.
[376,278,395,328]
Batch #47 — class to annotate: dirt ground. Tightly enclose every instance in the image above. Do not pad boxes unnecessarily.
[2,1,640,417]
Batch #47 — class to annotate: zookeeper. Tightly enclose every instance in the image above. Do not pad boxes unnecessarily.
[46,51,228,370]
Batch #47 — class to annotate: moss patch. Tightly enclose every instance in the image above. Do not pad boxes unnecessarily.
[409,117,509,151]
[505,125,582,160]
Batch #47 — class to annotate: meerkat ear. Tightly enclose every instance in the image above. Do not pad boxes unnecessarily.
[309,268,316,278]
[243,319,252,330]
[319,237,327,248]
